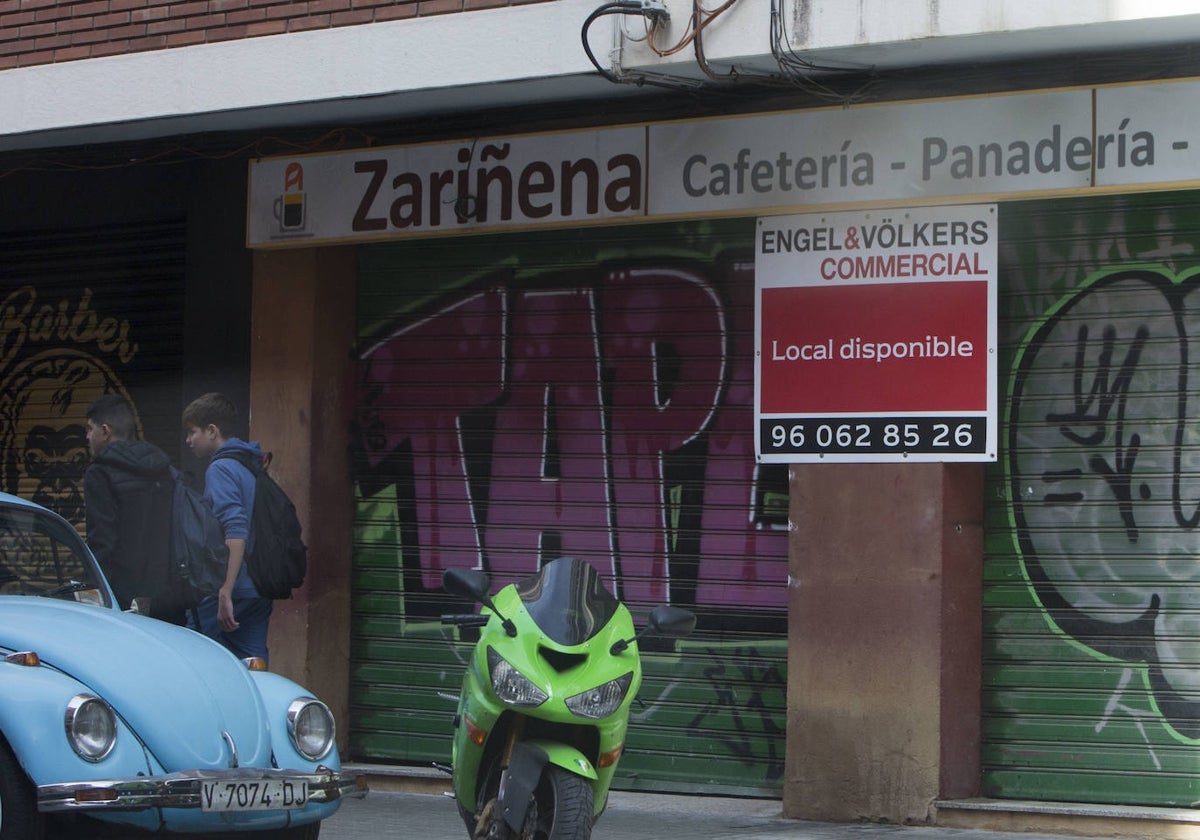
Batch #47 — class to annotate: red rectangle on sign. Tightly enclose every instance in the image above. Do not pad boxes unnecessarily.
[759,281,988,413]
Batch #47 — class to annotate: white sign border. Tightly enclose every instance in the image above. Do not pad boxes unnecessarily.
[753,204,999,464]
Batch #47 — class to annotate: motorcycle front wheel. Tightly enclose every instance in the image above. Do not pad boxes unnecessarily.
[522,766,593,840]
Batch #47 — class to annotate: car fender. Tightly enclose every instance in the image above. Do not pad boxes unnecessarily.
[0,659,152,786]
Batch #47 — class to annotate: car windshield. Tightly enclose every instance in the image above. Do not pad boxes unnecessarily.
[514,557,619,646]
[0,504,109,606]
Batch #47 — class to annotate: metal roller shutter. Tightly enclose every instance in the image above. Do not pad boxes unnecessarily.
[351,218,788,795]
[0,221,186,529]
[985,192,1200,806]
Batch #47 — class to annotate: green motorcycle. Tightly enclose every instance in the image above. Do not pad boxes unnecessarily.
[440,556,696,840]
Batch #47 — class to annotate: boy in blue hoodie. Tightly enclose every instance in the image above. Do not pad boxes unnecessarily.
[182,392,272,661]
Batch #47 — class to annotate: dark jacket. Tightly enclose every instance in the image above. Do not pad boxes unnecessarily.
[84,439,174,615]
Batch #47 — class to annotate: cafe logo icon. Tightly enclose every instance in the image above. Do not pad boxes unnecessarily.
[273,162,307,232]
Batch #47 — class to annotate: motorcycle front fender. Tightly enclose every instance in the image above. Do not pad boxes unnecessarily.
[527,738,600,781]
[498,739,599,834]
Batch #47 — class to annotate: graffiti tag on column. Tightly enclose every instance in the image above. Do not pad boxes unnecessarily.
[357,261,787,613]
[1009,266,1200,740]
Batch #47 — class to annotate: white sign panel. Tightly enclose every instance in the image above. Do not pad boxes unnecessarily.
[248,127,646,245]
[248,79,1200,247]
[649,91,1091,216]
[1095,82,1200,186]
[754,205,998,464]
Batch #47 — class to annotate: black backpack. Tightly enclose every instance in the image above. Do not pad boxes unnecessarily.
[213,451,308,600]
[168,469,229,609]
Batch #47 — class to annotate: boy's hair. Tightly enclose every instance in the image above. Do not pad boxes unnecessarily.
[182,392,241,438]
[86,393,138,441]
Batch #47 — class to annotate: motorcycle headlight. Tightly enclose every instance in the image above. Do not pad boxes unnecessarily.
[565,672,633,720]
[487,648,548,707]
[287,698,335,761]
[65,694,116,762]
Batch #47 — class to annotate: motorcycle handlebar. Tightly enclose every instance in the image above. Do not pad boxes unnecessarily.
[441,614,490,627]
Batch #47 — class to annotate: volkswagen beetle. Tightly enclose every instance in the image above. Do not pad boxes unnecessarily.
[0,491,364,839]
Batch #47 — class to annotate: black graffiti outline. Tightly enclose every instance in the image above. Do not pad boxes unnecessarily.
[684,646,785,783]
[1009,267,1200,740]
[1045,323,1149,541]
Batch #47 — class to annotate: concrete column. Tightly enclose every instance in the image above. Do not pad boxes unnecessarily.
[783,463,982,823]
[249,246,357,750]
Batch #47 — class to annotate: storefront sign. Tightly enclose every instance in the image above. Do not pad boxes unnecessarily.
[649,91,1092,214]
[753,204,998,463]
[248,79,1200,246]
[247,127,646,244]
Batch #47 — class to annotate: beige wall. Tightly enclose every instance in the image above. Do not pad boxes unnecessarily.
[784,463,982,823]
[249,246,357,750]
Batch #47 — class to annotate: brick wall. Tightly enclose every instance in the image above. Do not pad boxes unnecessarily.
[0,0,547,70]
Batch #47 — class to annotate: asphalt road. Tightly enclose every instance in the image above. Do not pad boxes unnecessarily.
[318,789,1115,840]
[40,783,1118,840]
[321,788,796,840]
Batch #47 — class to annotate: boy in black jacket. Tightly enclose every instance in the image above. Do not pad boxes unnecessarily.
[83,393,182,624]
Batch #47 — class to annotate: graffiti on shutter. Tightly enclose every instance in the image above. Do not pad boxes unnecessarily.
[987,192,1200,807]
[351,220,787,794]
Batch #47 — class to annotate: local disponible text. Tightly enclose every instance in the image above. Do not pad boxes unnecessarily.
[771,335,974,363]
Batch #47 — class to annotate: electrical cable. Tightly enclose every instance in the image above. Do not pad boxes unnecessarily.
[645,0,734,58]
[692,0,740,82]
[581,0,872,97]
[580,1,709,91]
[583,0,865,96]
[768,0,874,102]
[582,1,645,84]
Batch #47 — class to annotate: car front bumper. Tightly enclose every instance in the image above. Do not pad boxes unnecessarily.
[37,766,368,813]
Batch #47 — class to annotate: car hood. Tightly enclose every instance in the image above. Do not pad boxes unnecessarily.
[0,597,273,772]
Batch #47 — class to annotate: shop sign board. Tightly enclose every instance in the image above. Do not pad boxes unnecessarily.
[247,126,646,245]
[648,90,1092,214]
[754,204,998,463]
[249,79,1200,247]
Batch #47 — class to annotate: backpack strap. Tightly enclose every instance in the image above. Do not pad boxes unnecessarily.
[211,450,268,475]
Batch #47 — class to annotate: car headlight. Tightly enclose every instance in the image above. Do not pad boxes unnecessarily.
[287,698,335,761]
[487,648,547,707]
[65,694,116,762]
[565,672,634,720]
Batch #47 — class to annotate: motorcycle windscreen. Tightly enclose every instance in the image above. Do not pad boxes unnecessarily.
[515,557,619,646]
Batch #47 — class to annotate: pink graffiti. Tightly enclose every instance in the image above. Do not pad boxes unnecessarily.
[359,263,786,609]
[360,290,504,576]
[483,287,615,583]
[599,267,726,603]
[695,262,787,608]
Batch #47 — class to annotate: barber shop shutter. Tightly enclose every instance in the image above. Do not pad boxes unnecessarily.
[0,221,186,528]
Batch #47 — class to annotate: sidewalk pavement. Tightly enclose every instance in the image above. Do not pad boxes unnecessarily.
[319,786,1120,840]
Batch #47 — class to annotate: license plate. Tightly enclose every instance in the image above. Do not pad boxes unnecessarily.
[200,779,308,812]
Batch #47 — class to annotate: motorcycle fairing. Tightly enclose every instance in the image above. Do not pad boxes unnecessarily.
[515,557,619,646]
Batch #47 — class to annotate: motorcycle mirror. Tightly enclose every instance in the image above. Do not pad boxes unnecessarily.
[442,567,518,638]
[647,605,697,639]
[610,605,697,655]
[443,568,491,602]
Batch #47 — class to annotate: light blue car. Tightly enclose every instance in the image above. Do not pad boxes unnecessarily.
[0,491,364,838]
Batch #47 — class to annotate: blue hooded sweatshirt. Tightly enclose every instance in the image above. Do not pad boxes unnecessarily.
[204,437,265,598]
